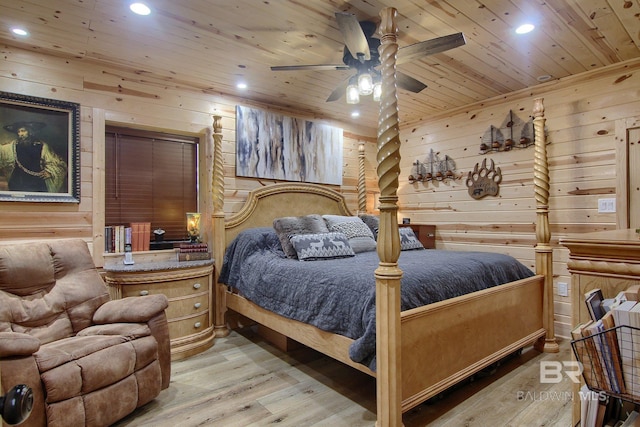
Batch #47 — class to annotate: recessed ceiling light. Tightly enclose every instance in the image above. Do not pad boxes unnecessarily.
[515,24,535,34]
[351,111,360,118]
[537,74,552,82]
[11,28,29,36]
[130,3,151,16]
[236,82,248,90]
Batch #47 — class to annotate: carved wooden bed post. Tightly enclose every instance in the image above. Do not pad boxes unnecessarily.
[532,98,559,353]
[211,115,229,337]
[358,142,367,213]
[376,7,404,427]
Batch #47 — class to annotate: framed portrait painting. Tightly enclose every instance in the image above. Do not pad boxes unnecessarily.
[0,91,80,202]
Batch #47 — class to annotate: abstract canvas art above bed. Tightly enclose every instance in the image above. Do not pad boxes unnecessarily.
[235,105,343,185]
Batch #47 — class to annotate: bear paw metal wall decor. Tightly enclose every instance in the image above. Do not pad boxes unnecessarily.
[466,158,502,199]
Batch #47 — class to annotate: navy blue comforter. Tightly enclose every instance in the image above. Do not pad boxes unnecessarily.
[218,227,534,370]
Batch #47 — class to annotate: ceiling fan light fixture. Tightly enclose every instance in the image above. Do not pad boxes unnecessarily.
[346,82,360,104]
[357,72,373,96]
[373,81,382,102]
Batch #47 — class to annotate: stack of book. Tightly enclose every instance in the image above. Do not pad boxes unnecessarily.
[104,225,132,253]
[130,222,151,252]
[177,242,211,261]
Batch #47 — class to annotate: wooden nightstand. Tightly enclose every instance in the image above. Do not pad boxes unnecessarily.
[399,224,436,249]
[104,259,215,360]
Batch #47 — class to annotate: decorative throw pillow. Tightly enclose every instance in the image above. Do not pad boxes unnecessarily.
[358,214,380,240]
[289,232,355,261]
[399,227,424,251]
[322,215,377,253]
[273,214,329,259]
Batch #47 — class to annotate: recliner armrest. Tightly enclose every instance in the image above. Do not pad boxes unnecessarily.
[0,332,40,357]
[93,294,169,324]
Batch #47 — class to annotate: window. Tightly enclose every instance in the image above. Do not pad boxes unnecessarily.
[105,127,198,242]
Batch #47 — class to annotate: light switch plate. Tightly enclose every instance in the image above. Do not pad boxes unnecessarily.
[557,282,568,297]
[598,198,616,213]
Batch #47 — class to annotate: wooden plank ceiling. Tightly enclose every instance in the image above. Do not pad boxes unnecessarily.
[0,0,638,130]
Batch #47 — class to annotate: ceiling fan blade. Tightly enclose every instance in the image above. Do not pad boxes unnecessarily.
[397,71,427,93]
[326,77,351,102]
[271,64,351,71]
[335,12,370,61]
[397,33,466,65]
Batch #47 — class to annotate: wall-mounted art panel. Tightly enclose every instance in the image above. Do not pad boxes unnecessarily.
[235,105,343,185]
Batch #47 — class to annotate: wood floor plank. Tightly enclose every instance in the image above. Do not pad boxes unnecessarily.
[114,327,573,426]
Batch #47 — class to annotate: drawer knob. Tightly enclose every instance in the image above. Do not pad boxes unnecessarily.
[193,283,201,290]
[139,290,149,296]
[194,322,202,328]
[194,302,201,309]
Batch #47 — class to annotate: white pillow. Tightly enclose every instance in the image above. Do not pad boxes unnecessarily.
[322,215,377,253]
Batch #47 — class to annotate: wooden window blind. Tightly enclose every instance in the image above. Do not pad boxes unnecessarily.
[105,127,198,241]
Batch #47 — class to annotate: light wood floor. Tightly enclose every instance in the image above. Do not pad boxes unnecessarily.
[114,328,573,426]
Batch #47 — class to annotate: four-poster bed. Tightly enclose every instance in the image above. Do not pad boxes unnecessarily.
[210,8,558,427]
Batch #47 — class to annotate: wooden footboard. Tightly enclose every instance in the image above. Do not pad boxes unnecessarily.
[399,274,545,411]
[224,274,545,413]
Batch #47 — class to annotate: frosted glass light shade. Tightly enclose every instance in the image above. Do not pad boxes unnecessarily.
[373,82,382,102]
[346,83,360,104]
[358,72,373,95]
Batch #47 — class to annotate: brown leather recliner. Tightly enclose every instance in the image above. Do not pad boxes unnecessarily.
[0,239,171,427]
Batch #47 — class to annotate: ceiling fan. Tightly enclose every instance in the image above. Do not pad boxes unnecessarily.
[270,12,466,103]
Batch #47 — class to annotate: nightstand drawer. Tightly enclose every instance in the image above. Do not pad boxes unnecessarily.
[166,293,209,319]
[168,312,210,339]
[121,276,210,299]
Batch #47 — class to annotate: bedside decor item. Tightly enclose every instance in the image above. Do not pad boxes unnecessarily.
[178,242,211,261]
[186,212,201,242]
[154,228,165,242]
[0,91,80,203]
[466,158,502,199]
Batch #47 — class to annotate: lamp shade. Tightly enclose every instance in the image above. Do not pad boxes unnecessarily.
[186,212,201,242]
[346,83,360,104]
[373,81,382,102]
[358,72,373,95]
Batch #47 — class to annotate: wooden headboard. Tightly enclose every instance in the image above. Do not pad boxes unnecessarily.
[224,182,353,245]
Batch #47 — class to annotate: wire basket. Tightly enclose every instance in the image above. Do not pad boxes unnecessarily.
[572,325,640,405]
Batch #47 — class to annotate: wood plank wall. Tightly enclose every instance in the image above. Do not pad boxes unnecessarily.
[0,45,376,265]
[1,42,639,338]
[397,57,640,338]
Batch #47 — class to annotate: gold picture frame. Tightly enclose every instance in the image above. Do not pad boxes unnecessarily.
[0,91,80,202]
